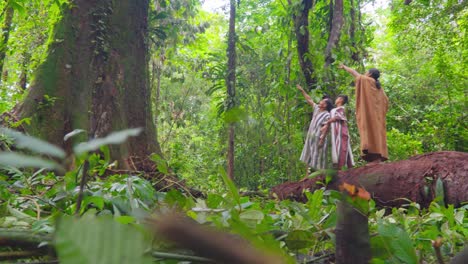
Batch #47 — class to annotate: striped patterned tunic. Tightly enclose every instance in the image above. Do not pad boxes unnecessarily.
[300,105,330,170]
[330,106,355,169]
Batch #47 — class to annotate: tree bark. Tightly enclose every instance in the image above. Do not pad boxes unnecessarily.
[289,0,316,91]
[271,151,468,208]
[0,5,14,79]
[335,201,371,264]
[325,0,344,67]
[349,0,365,63]
[12,0,161,160]
[226,0,237,181]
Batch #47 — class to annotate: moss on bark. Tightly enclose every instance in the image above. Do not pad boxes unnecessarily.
[14,0,161,161]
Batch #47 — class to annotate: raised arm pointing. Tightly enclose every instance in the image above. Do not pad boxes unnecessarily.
[338,64,360,78]
[296,84,316,107]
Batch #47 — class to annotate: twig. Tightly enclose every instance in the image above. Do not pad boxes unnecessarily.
[432,237,445,264]
[0,250,48,261]
[129,156,138,171]
[75,160,90,216]
[304,252,334,263]
[23,196,41,219]
[152,251,214,263]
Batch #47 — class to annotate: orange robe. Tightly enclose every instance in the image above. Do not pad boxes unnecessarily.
[355,75,389,161]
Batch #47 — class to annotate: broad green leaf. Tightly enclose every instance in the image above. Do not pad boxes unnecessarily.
[0,152,62,170]
[376,221,418,264]
[73,128,142,155]
[0,127,66,158]
[55,215,152,264]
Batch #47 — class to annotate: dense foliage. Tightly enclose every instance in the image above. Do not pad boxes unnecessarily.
[0,0,466,263]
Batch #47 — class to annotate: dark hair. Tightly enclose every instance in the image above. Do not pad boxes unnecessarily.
[337,94,349,105]
[368,68,381,89]
[323,98,333,112]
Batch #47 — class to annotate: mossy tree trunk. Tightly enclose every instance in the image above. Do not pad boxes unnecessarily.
[226,0,237,181]
[13,0,161,160]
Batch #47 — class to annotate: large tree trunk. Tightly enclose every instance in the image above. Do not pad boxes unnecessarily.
[288,0,316,91]
[271,151,468,208]
[12,0,160,160]
[226,0,237,181]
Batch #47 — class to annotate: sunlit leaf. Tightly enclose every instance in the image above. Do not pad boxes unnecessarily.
[64,129,86,141]
[73,128,142,155]
[0,127,66,158]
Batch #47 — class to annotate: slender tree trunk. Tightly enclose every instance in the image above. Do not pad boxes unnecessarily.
[17,52,30,92]
[0,5,14,80]
[325,0,344,67]
[350,0,360,62]
[288,0,316,91]
[13,0,161,160]
[225,0,237,181]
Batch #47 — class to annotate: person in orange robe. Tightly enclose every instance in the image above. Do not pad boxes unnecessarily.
[339,64,389,162]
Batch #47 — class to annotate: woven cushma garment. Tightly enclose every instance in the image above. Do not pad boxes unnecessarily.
[300,105,330,170]
[330,106,354,169]
[355,75,389,161]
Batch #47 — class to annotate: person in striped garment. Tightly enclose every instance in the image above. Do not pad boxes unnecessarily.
[324,95,355,170]
[296,84,333,174]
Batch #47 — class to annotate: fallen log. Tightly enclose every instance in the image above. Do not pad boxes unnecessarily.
[271,151,467,208]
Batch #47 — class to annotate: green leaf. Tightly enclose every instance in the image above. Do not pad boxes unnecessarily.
[223,107,248,123]
[7,204,35,223]
[217,166,240,207]
[8,0,26,15]
[284,230,314,250]
[239,209,264,226]
[55,215,152,264]
[435,177,445,206]
[115,215,136,225]
[0,152,62,170]
[73,128,142,155]
[150,154,168,174]
[82,196,105,211]
[0,127,66,158]
[376,221,418,264]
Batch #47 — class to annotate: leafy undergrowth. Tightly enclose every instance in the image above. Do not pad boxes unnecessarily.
[1,168,467,263]
[0,128,466,263]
